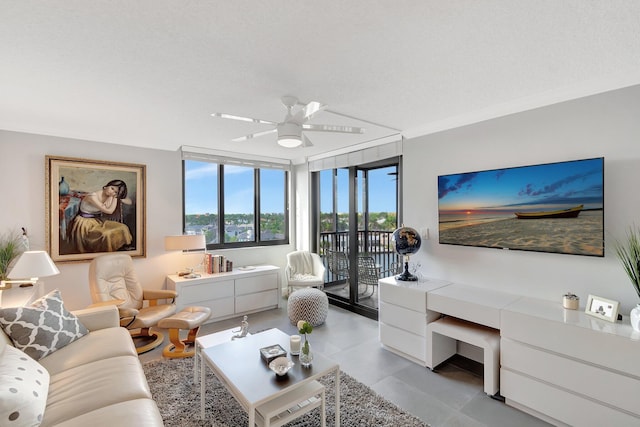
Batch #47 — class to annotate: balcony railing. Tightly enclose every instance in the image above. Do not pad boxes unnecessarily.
[319,230,400,284]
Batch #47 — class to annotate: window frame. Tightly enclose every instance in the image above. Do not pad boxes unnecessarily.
[182,160,289,249]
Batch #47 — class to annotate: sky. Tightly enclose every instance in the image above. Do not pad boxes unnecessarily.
[438,158,604,215]
[320,166,398,214]
[185,161,398,215]
[184,161,285,214]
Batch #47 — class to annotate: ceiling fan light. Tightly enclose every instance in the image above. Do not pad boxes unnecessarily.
[277,136,302,148]
[277,122,303,148]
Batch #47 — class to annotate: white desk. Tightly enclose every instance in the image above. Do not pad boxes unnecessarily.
[379,278,640,425]
[427,283,521,329]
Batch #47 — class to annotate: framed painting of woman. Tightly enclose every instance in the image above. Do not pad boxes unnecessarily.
[45,155,146,262]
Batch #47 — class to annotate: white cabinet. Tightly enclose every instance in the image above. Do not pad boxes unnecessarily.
[501,297,640,426]
[378,277,450,365]
[167,265,280,324]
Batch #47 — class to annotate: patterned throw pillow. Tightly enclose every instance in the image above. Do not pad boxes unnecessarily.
[0,289,89,360]
[0,345,50,426]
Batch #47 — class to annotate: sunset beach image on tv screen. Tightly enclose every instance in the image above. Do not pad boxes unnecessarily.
[438,157,604,257]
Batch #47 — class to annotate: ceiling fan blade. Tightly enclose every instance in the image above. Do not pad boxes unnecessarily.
[302,124,365,134]
[211,113,277,126]
[302,101,326,119]
[290,100,327,124]
[302,134,314,147]
[232,128,277,142]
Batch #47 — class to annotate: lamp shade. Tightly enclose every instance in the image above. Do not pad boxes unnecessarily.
[7,251,60,279]
[164,235,206,251]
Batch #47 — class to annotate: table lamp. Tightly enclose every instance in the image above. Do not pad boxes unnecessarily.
[1,250,60,307]
[164,234,206,278]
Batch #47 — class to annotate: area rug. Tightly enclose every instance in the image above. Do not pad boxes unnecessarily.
[143,357,430,427]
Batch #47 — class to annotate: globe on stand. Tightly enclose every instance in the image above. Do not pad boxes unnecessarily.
[392,226,422,281]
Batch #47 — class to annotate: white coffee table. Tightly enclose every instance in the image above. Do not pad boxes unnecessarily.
[200,328,340,426]
[194,327,250,383]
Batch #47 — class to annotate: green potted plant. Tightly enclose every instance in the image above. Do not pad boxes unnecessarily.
[0,229,27,286]
[613,226,640,331]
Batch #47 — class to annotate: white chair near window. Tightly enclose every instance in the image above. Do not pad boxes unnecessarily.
[285,250,326,295]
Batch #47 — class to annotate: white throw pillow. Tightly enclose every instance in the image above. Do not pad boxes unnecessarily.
[0,289,89,360]
[0,345,50,426]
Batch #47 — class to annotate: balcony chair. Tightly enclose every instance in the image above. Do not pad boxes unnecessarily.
[285,250,326,296]
[357,255,401,299]
[356,256,379,298]
[88,253,177,354]
[325,249,350,288]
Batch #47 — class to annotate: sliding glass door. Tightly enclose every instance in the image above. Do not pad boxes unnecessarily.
[313,158,401,319]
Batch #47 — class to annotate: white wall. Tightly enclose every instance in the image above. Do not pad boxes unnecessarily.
[3,85,639,314]
[0,131,294,310]
[403,84,640,315]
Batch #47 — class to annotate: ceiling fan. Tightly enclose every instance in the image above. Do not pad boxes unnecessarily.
[211,96,365,148]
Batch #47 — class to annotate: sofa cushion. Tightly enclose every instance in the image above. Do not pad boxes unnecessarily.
[0,345,50,426]
[47,399,163,427]
[42,355,152,427]
[39,327,136,376]
[0,289,89,360]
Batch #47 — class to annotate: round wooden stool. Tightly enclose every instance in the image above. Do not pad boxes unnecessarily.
[158,306,211,358]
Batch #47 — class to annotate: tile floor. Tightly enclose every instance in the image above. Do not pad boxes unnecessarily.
[139,304,551,427]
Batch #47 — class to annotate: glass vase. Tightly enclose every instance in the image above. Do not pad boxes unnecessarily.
[299,337,313,367]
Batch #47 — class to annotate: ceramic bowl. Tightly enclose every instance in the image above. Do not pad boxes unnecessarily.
[269,356,294,376]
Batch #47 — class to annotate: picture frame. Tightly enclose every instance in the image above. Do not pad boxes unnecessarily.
[584,294,620,323]
[45,155,146,262]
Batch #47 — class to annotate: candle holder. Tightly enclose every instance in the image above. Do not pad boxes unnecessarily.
[290,334,301,355]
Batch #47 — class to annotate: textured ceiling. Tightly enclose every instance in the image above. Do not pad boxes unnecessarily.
[1,1,639,162]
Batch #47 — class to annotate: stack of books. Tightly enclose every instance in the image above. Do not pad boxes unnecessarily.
[203,254,233,274]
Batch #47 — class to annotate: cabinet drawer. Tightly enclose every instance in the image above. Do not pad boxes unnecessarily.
[192,297,235,322]
[379,302,426,336]
[501,369,640,427]
[177,296,234,321]
[235,289,278,313]
[179,279,234,305]
[379,323,425,364]
[501,309,640,377]
[501,338,640,416]
[235,274,278,296]
[379,282,426,312]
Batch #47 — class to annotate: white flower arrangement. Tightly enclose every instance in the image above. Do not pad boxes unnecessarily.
[297,320,313,355]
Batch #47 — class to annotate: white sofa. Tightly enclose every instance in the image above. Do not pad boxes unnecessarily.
[0,304,163,427]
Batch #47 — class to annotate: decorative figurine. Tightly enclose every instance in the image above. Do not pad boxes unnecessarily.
[232,315,249,339]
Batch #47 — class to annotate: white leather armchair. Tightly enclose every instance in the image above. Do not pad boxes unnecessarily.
[285,250,326,295]
[88,253,177,353]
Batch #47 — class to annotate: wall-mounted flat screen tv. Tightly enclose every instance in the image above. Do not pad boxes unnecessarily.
[438,157,604,257]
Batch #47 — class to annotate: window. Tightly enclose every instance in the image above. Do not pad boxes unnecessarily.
[183,159,288,248]
[259,169,287,241]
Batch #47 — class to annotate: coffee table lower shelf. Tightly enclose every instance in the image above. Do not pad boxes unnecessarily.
[255,379,325,427]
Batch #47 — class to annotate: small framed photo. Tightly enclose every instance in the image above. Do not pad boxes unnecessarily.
[585,294,620,323]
